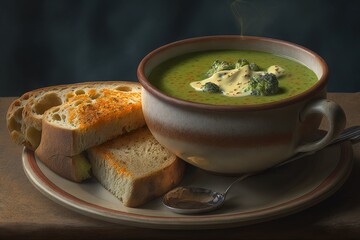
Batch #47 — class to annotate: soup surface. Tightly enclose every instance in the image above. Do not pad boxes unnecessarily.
[148,50,318,105]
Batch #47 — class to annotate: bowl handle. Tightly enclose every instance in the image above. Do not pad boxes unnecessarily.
[296,99,346,153]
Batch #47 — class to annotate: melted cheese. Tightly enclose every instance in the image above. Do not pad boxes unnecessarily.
[190,65,285,97]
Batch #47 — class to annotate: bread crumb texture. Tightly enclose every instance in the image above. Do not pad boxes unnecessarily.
[46,88,142,129]
[90,127,173,178]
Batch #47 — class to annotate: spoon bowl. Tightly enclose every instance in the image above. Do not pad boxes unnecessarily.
[163,187,225,214]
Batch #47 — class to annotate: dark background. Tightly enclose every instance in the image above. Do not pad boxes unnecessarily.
[1,0,359,96]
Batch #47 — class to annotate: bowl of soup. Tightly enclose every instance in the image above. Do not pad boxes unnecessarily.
[137,36,346,174]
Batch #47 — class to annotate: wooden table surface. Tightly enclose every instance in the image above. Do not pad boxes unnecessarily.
[1,93,360,240]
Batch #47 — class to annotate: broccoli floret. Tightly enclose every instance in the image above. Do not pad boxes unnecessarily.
[247,73,279,96]
[249,63,260,71]
[203,82,221,93]
[206,60,235,77]
[236,59,249,68]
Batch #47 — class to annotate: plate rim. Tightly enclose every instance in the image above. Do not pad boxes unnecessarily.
[22,142,353,229]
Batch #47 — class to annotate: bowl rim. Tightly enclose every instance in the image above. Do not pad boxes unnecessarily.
[137,35,328,111]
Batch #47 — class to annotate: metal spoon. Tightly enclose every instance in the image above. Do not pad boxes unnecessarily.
[163,126,360,214]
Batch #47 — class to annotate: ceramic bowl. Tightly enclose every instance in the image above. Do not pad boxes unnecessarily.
[137,36,346,175]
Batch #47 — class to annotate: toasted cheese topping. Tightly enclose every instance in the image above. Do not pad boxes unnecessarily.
[66,89,141,128]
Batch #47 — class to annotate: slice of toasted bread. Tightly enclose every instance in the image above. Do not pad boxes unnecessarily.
[7,81,138,151]
[7,81,145,182]
[35,82,144,157]
[87,127,185,207]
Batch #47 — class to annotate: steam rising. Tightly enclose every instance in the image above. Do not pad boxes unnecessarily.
[231,0,280,36]
[231,0,253,36]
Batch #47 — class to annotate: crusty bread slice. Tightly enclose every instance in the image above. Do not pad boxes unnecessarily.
[87,127,185,207]
[7,81,138,151]
[7,81,145,182]
[34,81,145,182]
[35,82,144,157]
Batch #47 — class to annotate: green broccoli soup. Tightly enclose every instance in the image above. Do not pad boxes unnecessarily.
[148,50,318,105]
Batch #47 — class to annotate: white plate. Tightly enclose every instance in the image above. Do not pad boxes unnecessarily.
[23,141,353,229]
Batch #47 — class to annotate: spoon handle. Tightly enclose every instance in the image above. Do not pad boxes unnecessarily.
[223,174,251,197]
[276,125,360,168]
[332,125,360,144]
[222,125,360,197]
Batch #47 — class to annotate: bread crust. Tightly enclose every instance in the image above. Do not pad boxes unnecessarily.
[35,123,76,164]
[127,157,185,207]
[49,154,77,181]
